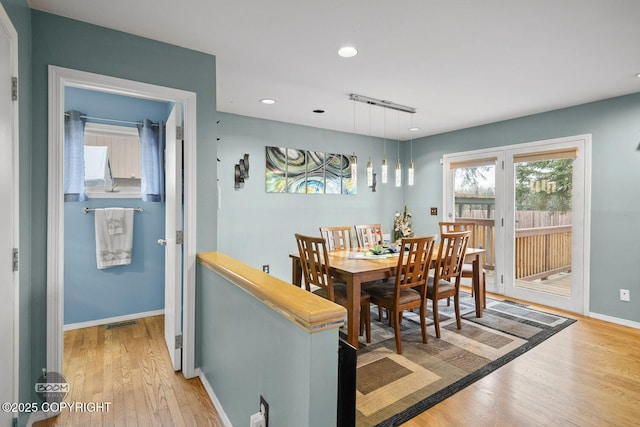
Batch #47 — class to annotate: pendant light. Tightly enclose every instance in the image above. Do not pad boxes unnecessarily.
[366,103,374,187]
[408,113,415,186]
[381,107,388,183]
[351,99,358,184]
[395,110,402,187]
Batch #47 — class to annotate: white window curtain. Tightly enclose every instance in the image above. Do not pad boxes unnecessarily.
[138,119,165,202]
[64,110,87,202]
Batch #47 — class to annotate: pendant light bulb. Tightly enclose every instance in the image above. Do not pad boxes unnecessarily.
[408,161,414,186]
[366,157,373,187]
[351,154,358,185]
[381,158,388,183]
[395,161,402,187]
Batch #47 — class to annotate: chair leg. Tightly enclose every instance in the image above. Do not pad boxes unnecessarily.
[446,296,450,306]
[432,299,441,338]
[482,272,487,308]
[420,301,428,344]
[454,293,462,329]
[393,309,402,354]
[363,303,371,343]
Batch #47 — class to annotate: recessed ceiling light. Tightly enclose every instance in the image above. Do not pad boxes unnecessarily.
[313,109,325,114]
[260,98,276,105]
[338,46,358,58]
[409,127,420,131]
[635,72,640,79]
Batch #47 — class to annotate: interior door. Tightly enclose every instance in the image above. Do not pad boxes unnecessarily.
[164,104,183,371]
[0,5,16,426]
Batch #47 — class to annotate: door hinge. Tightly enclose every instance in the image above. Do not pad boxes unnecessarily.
[176,126,184,140]
[501,218,504,227]
[11,77,18,101]
[175,334,183,349]
[176,230,184,245]
[12,248,18,272]
[501,275,504,284]
[501,160,505,170]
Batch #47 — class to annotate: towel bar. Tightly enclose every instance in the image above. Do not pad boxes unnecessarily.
[82,207,143,214]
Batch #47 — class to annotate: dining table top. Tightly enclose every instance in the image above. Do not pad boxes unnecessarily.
[290,246,486,274]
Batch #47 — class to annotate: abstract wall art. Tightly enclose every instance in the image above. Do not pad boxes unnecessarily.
[265,146,357,195]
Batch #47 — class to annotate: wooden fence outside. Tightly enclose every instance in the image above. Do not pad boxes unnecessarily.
[455,217,572,281]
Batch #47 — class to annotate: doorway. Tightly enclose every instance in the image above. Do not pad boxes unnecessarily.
[0,4,18,426]
[46,66,198,385]
[443,134,591,314]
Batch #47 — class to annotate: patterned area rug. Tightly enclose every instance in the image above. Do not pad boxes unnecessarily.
[354,292,576,426]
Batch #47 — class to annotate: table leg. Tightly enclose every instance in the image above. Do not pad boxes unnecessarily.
[346,276,361,348]
[473,255,484,318]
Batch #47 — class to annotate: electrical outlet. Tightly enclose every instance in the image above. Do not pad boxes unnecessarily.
[260,395,269,427]
[262,265,269,273]
[430,207,438,216]
[620,289,630,302]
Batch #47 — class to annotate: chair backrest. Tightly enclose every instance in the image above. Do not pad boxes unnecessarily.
[354,224,384,248]
[395,235,437,296]
[433,231,471,285]
[439,221,477,247]
[319,226,353,250]
[295,233,336,300]
[439,221,476,233]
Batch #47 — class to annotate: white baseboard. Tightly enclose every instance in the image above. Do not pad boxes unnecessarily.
[589,311,640,329]
[196,368,233,427]
[63,309,165,331]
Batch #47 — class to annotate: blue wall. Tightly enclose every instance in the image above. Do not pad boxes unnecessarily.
[64,200,165,324]
[63,88,168,325]
[27,10,217,412]
[216,112,405,280]
[403,93,640,324]
[197,262,340,427]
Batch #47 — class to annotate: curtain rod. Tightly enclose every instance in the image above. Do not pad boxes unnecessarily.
[64,112,159,127]
[82,207,143,214]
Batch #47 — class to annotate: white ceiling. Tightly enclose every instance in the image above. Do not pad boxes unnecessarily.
[29,0,640,140]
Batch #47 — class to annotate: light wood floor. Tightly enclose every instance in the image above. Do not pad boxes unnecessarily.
[402,288,640,427]
[35,315,224,427]
[34,299,640,427]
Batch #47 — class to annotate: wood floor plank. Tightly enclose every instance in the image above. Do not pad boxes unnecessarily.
[401,291,640,427]
[35,315,223,427]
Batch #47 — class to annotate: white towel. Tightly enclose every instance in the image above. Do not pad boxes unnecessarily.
[104,208,125,235]
[95,208,134,269]
[84,146,110,186]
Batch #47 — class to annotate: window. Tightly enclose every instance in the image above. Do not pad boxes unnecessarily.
[84,122,141,198]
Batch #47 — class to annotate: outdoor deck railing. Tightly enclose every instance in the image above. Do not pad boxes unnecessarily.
[515,225,572,280]
[455,219,572,281]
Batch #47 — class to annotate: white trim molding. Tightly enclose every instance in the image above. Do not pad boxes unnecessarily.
[47,66,198,385]
[63,309,165,331]
[589,312,640,330]
[196,368,233,427]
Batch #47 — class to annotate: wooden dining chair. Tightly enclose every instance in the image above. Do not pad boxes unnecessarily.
[439,221,486,308]
[319,226,353,250]
[364,235,437,354]
[354,224,384,248]
[294,233,371,343]
[428,230,471,338]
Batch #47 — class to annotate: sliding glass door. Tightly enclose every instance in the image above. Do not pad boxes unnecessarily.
[444,135,590,313]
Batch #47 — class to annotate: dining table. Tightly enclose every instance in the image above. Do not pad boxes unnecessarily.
[290,246,486,348]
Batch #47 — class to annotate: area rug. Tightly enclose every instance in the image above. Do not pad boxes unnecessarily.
[354,292,576,426]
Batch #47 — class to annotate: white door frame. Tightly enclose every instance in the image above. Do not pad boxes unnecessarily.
[46,66,198,383]
[443,134,591,314]
[0,2,19,422]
